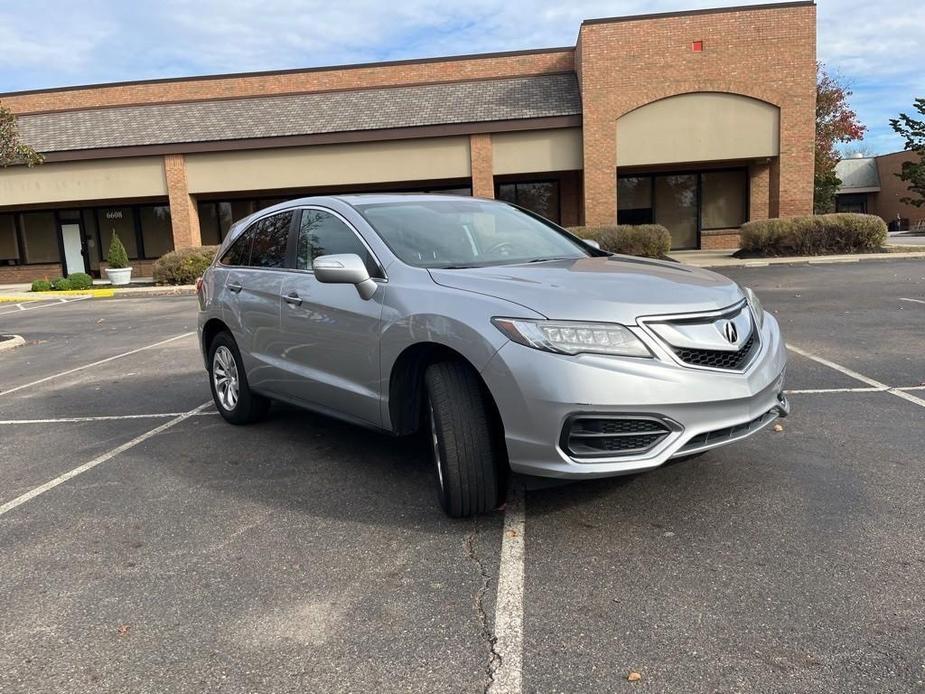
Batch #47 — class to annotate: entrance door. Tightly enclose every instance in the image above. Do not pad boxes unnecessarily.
[654,174,699,250]
[61,223,86,275]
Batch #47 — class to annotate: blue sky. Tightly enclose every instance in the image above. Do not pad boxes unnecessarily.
[0,0,921,154]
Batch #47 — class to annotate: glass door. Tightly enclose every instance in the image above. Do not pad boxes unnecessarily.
[653,174,698,250]
[60,222,87,276]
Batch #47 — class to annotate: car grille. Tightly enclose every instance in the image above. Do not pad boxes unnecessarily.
[676,408,778,454]
[562,416,673,458]
[671,331,759,371]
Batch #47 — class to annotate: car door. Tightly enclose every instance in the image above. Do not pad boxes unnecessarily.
[219,211,294,395]
[277,207,386,426]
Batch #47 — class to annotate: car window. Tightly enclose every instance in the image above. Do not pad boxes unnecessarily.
[219,227,254,266]
[249,212,292,268]
[355,199,589,269]
[297,209,380,277]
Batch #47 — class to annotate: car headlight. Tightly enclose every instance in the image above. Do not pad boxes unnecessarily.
[492,318,652,358]
[744,287,764,329]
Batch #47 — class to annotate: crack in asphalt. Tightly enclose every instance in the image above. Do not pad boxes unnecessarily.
[465,526,502,693]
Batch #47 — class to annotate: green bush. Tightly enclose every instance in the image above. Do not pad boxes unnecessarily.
[153,245,220,285]
[51,277,72,291]
[739,213,887,256]
[67,272,93,290]
[107,232,130,269]
[568,224,672,258]
[31,279,52,292]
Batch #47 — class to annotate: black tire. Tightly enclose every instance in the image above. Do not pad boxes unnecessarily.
[424,360,503,518]
[208,331,270,425]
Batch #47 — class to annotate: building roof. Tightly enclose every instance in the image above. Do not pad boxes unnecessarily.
[17,73,581,155]
[835,156,880,193]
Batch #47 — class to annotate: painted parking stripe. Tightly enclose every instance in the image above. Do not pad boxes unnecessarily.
[0,411,215,425]
[0,332,195,397]
[900,297,925,305]
[788,344,925,409]
[0,295,92,315]
[490,482,526,694]
[0,401,212,518]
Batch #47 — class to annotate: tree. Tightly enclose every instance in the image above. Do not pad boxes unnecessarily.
[889,98,925,207]
[0,101,43,168]
[814,64,866,213]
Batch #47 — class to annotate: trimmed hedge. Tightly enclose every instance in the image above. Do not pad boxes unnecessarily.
[31,279,52,292]
[51,277,72,291]
[153,245,220,285]
[68,272,93,290]
[569,224,671,258]
[739,214,887,256]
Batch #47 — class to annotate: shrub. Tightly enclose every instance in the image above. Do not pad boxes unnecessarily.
[739,213,887,256]
[51,277,72,291]
[153,245,220,285]
[568,224,672,258]
[107,232,130,269]
[31,279,52,292]
[67,272,93,290]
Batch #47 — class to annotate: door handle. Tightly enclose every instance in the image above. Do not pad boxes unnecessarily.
[283,292,303,307]
[227,282,243,293]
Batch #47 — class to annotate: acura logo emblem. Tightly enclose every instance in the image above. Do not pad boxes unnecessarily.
[722,320,739,344]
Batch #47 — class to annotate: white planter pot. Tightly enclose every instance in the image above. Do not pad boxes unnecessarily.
[105,267,133,286]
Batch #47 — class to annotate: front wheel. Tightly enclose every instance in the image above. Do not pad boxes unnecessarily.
[424,361,504,518]
[208,332,270,424]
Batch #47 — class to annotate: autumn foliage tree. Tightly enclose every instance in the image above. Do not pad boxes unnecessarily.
[0,101,43,168]
[814,64,866,213]
[889,98,925,207]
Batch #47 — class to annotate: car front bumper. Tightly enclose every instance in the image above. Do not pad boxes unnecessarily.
[480,312,789,479]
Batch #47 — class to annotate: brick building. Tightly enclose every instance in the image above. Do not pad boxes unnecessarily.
[835,152,925,229]
[0,1,816,283]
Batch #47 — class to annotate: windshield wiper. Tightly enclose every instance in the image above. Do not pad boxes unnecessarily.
[523,256,576,264]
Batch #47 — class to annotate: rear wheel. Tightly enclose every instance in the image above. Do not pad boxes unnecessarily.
[424,361,503,518]
[208,332,270,424]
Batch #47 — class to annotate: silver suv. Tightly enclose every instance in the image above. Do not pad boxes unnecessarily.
[197,195,788,517]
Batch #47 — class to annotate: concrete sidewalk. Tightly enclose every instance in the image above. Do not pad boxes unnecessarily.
[670,247,925,268]
[0,278,195,300]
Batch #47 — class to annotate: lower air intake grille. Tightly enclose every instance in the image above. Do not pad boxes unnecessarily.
[672,331,759,371]
[563,416,672,458]
[677,409,778,454]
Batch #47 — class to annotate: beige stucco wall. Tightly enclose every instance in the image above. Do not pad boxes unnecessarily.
[616,93,780,167]
[492,129,583,175]
[185,137,471,194]
[0,157,167,207]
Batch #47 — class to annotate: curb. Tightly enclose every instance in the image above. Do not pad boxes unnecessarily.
[112,286,196,297]
[0,335,26,353]
[681,251,925,269]
[0,289,114,302]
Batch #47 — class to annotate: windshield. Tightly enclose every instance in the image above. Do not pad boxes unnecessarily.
[354,199,591,269]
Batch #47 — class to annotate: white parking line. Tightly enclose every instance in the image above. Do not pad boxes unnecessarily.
[900,297,925,305]
[788,344,925,409]
[0,411,215,425]
[490,482,526,694]
[0,295,91,316]
[0,332,195,397]
[0,401,212,518]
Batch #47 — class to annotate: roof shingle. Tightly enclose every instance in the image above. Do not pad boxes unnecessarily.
[19,73,581,153]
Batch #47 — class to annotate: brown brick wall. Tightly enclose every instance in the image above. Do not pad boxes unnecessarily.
[873,151,925,225]
[3,50,574,115]
[469,134,495,199]
[701,232,741,250]
[560,171,583,227]
[749,161,771,221]
[0,263,62,284]
[578,3,816,226]
[163,154,201,248]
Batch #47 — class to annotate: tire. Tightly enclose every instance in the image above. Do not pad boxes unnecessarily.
[424,360,503,518]
[208,331,270,425]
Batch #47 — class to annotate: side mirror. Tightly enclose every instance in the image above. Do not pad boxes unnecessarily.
[584,239,601,250]
[313,253,378,300]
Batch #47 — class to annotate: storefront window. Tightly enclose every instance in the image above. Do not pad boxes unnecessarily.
[497,181,560,223]
[21,212,60,264]
[617,177,654,225]
[0,214,19,261]
[199,203,222,247]
[701,170,747,229]
[654,175,698,250]
[98,207,139,259]
[139,206,174,258]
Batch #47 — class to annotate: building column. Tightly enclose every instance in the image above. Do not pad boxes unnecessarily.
[775,105,815,217]
[164,153,202,248]
[469,134,494,199]
[749,161,771,221]
[583,120,617,226]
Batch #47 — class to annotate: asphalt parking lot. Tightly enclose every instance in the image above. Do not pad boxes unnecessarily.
[1,259,924,693]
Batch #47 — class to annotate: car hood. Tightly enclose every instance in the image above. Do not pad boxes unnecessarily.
[428,256,743,323]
